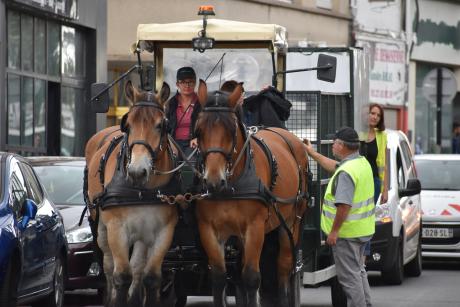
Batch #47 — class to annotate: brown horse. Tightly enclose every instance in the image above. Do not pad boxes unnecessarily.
[194,80,310,307]
[85,81,179,307]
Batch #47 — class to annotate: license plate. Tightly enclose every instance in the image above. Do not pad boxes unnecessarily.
[422,228,453,238]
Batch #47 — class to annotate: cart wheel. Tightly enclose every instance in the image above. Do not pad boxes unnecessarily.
[175,295,187,307]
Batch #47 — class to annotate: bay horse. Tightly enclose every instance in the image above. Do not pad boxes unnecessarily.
[85,81,179,307]
[194,80,310,307]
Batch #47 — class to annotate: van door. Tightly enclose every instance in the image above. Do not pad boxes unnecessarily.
[399,140,421,260]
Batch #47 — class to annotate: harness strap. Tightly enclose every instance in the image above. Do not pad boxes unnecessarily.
[96,128,121,150]
[98,134,124,186]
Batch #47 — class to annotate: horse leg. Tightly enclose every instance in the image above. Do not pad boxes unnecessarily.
[128,241,147,307]
[241,222,265,307]
[199,223,227,307]
[106,223,131,307]
[97,224,114,307]
[277,227,296,307]
[143,224,176,307]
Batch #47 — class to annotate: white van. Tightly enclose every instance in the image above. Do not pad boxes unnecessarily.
[413,154,460,259]
[366,130,422,285]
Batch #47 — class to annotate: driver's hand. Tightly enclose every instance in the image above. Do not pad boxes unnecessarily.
[190,138,198,148]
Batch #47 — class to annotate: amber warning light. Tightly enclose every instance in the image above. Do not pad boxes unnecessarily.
[198,5,215,16]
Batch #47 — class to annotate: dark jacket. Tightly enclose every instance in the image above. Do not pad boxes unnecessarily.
[165,92,202,140]
[243,87,292,129]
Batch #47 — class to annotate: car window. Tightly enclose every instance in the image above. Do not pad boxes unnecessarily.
[9,159,28,218]
[415,160,460,190]
[20,163,44,206]
[33,164,84,205]
[396,149,405,190]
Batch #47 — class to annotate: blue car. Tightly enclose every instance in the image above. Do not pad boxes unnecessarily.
[0,152,67,307]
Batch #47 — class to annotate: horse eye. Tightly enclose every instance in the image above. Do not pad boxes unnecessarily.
[154,123,162,131]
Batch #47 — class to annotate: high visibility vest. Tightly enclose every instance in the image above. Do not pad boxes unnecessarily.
[359,129,387,192]
[321,156,375,238]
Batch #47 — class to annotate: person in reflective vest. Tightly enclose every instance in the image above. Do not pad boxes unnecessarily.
[304,126,375,307]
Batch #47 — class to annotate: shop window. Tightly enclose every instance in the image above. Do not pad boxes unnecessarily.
[34,19,46,74]
[62,26,85,77]
[61,86,83,156]
[21,77,34,147]
[7,74,20,146]
[34,79,46,148]
[47,21,61,77]
[21,15,34,72]
[7,11,20,69]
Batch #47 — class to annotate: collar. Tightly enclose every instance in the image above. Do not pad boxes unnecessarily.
[339,151,361,166]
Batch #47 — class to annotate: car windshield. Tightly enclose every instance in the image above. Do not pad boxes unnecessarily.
[416,160,460,190]
[33,165,84,205]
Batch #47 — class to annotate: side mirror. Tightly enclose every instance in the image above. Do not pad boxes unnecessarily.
[19,199,38,230]
[90,83,110,113]
[142,65,155,91]
[317,54,337,83]
[399,178,421,198]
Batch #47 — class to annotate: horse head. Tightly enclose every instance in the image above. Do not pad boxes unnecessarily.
[123,80,170,187]
[195,79,243,192]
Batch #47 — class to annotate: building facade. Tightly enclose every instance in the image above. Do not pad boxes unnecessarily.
[408,0,460,154]
[106,0,352,125]
[351,0,408,133]
[0,0,107,156]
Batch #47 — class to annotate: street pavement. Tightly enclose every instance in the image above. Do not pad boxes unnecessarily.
[25,260,460,307]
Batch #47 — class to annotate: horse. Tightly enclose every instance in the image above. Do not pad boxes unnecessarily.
[194,80,310,307]
[85,80,179,307]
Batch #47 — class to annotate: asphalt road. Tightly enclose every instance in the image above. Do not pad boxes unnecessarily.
[48,260,460,307]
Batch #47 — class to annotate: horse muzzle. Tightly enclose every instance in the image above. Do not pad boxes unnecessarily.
[203,177,228,193]
[127,162,151,187]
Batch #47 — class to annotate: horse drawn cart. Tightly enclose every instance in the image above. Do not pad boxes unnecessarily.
[87,6,367,307]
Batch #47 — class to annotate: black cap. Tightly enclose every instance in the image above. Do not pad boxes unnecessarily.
[331,126,359,143]
[176,66,196,81]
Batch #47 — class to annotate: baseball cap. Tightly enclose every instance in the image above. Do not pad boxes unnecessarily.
[176,66,196,81]
[329,126,360,143]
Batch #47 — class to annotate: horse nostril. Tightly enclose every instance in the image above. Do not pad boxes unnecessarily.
[220,179,227,189]
[142,168,147,177]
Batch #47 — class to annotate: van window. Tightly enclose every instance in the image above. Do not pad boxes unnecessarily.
[416,160,460,190]
[400,140,416,179]
[396,149,405,189]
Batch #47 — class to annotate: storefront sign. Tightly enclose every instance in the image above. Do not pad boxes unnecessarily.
[357,38,406,106]
[11,0,78,19]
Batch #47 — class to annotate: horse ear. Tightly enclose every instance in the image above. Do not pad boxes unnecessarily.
[158,82,171,106]
[197,79,208,107]
[125,80,135,105]
[227,83,243,108]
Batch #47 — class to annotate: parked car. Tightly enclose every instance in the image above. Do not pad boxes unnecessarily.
[413,154,460,259]
[28,156,104,291]
[0,152,67,307]
[366,130,422,285]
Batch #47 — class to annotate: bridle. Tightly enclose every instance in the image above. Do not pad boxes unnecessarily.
[197,92,248,179]
[121,100,168,171]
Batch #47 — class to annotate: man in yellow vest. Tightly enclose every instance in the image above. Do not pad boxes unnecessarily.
[304,126,375,307]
